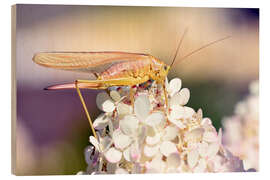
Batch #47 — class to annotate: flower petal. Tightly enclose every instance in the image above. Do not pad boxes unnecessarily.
[167,152,181,168]
[112,129,132,150]
[203,131,218,142]
[130,142,140,162]
[123,147,131,162]
[119,115,139,136]
[169,118,186,129]
[110,90,121,102]
[168,78,182,97]
[89,136,101,152]
[96,92,115,112]
[182,106,195,119]
[117,102,132,116]
[185,128,204,142]
[145,153,166,173]
[160,141,177,157]
[105,147,122,163]
[170,105,184,119]
[207,142,220,158]
[169,88,190,107]
[193,159,207,173]
[115,168,129,174]
[93,113,109,130]
[146,133,161,145]
[134,94,150,120]
[187,149,199,168]
[198,142,208,157]
[145,112,165,128]
[144,145,160,157]
[100,136,112,151]
[163,125,179,141]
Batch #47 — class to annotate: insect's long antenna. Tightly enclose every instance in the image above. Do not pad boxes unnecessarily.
[170,28,189,67]
[174,35,232,66]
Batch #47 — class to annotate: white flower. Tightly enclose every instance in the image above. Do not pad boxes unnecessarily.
[79,77,246,174]
[222,80,259,171]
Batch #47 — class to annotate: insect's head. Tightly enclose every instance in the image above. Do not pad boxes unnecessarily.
[160,63,171,77]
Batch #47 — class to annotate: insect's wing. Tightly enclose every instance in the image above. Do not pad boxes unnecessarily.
[33,51,151,74]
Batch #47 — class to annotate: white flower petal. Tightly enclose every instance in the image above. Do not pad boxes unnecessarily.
[115,168,129,174]
[112,129,132,150]
[187,149,199,168]
[198,142,208,157]
[145,112,165,128]
[119,115,139,136]
[130,142,140,161]
[169,118,186,129]
[93,113,109,130]
[185,128,204,142]
[110,90,121,102]
[146,133,161,145]
[194,159,207,173]
[105,147,122,163]
[89,136,101,152]
[100,136,112,151]
[134,94,150,120]
[117,102,132,116]
[182,106,195,119]
[96,92,115,112]
[207,143,220,158]
[160,141,177,157]
[169,105,185,119]
[146,153,166,173]
[168,78,182,97]
[169,88,190,107]
[144,145,160,157]
[163,125,179,141]
[201,118,212,126]
[203,131,218,142]
[167,152,181,168]
[115,168,128,174]
[123,147,131,162]
[179,88,190,105]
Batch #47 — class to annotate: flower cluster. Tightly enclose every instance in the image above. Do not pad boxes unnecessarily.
[222,80,259,171]
[78,78,246,174]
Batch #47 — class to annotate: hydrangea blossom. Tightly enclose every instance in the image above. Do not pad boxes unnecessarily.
[78,78,246,174]
[222,80,259,171]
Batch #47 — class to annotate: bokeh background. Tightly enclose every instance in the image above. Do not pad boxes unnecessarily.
[14,4,259,175]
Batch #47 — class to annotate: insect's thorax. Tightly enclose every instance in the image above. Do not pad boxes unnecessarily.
[149,57,169,82]
[100,59,152,80]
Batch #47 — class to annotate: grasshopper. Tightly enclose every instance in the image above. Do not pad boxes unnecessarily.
[33,30,230,138]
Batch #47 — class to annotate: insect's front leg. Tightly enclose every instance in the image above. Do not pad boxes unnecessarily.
[162,80,169,110]
[129,87,134,112]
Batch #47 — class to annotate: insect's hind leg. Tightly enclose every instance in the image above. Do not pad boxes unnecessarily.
[75,80,97,139]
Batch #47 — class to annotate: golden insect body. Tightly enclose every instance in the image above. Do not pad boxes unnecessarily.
[33,32,230,139]
[33,52,171,138]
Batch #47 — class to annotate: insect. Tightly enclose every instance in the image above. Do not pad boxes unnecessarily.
[33,30,230,139]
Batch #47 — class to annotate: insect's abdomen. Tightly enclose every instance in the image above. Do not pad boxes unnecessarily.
[100,59,152,79]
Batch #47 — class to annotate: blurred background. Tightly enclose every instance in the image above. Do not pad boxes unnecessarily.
[14,4,259,175]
